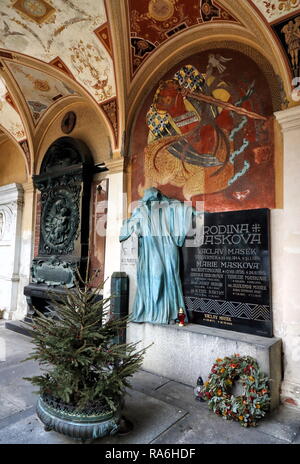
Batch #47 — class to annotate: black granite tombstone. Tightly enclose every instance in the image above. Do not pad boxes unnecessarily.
[182,208,272,337]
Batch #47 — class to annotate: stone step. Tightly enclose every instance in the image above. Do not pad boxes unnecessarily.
[5,320,34,338]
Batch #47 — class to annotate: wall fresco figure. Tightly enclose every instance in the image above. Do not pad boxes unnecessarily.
[139,62,267,201]
[120,187,198,324]
[281,17,300,74]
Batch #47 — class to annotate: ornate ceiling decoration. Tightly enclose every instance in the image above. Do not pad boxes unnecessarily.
[128,0,238,76]
[249,1,300,79]
[0,74,25,142]
[249,0,300,22]
[0,0,116,103]
[13,0,56,24]
[5,61,79,124]
[0,0,118,152]
[0,72,29,172]
[0,0,298,159]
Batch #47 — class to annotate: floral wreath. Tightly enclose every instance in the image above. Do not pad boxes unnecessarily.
[197,354,270,427]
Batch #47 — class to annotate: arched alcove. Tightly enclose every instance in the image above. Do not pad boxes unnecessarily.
[34,100,113,175]
[0,132,28,186]
[127,46,280,213]
[24,136,96,316]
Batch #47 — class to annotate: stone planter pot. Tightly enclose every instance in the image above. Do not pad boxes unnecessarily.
[36,395,122,443]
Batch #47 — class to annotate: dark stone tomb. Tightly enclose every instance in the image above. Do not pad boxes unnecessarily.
[23,136,96,318]
[182,208,272,337]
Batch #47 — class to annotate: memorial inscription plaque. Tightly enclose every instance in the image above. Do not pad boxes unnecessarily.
[182,209,272,337]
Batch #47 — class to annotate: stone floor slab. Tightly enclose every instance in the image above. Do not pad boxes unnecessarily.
[0,394,22,420]
[0,413,72,444]
[1,327,300,445]
[0,327,33,365]
[0,360,41,410]
[152,409,289,445]
[151,380,198,413]
[257,406,300,443]
[129,370,171,395]
[0,390,187,444]
[97,390,187,444]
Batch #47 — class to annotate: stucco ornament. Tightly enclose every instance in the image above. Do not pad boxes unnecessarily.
[0,204,15,242]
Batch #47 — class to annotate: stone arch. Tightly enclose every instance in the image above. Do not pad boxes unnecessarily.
[0,50,117,174]
[127,30,286,138]
[34,99,112,175]
[127,41,280,212]
[0,128,28,186]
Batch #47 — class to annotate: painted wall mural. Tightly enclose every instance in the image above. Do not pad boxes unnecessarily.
[250,0,300,22]
[100,97,119,145]
[129,50,275,212]
[272,12,300,77]
[6,62,78,123]
[128,0,238,76]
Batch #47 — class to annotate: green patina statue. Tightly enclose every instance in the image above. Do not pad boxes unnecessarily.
[120,188,201,325]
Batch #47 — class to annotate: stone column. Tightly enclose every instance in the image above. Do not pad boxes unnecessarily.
[0,184,24,320]
[103,158,126,298]
[15,181,35,319]
[274,106,300,408]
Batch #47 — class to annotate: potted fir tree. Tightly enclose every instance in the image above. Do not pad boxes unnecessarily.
[24,271,146,442]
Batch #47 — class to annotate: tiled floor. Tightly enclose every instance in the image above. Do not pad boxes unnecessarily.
[0,325,300,445]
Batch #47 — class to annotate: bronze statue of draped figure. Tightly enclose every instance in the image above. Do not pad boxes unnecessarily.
[120,188,200,324]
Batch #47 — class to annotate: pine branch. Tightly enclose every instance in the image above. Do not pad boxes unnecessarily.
[24,268,149,410]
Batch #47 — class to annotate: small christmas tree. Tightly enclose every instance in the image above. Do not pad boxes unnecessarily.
[24,270,147,413]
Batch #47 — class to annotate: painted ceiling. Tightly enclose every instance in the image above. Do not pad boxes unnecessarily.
[6,61,79,124]
[128,0,238,76]
[0,87,25,142]
[249,0,300,22]
[0,0,115,102]
[0,0,116,171]
[0,0,299,171]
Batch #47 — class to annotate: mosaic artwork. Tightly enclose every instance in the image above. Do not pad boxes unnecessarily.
[130,50,275,212]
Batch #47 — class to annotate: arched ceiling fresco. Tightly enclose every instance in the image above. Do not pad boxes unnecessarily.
[249,0,300,22]
[127,0,239,77]
[0,0,115,101]
[0,74,25,141]
[5,61,80,124]
[0,0,299,172]
[0,0,117,173]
